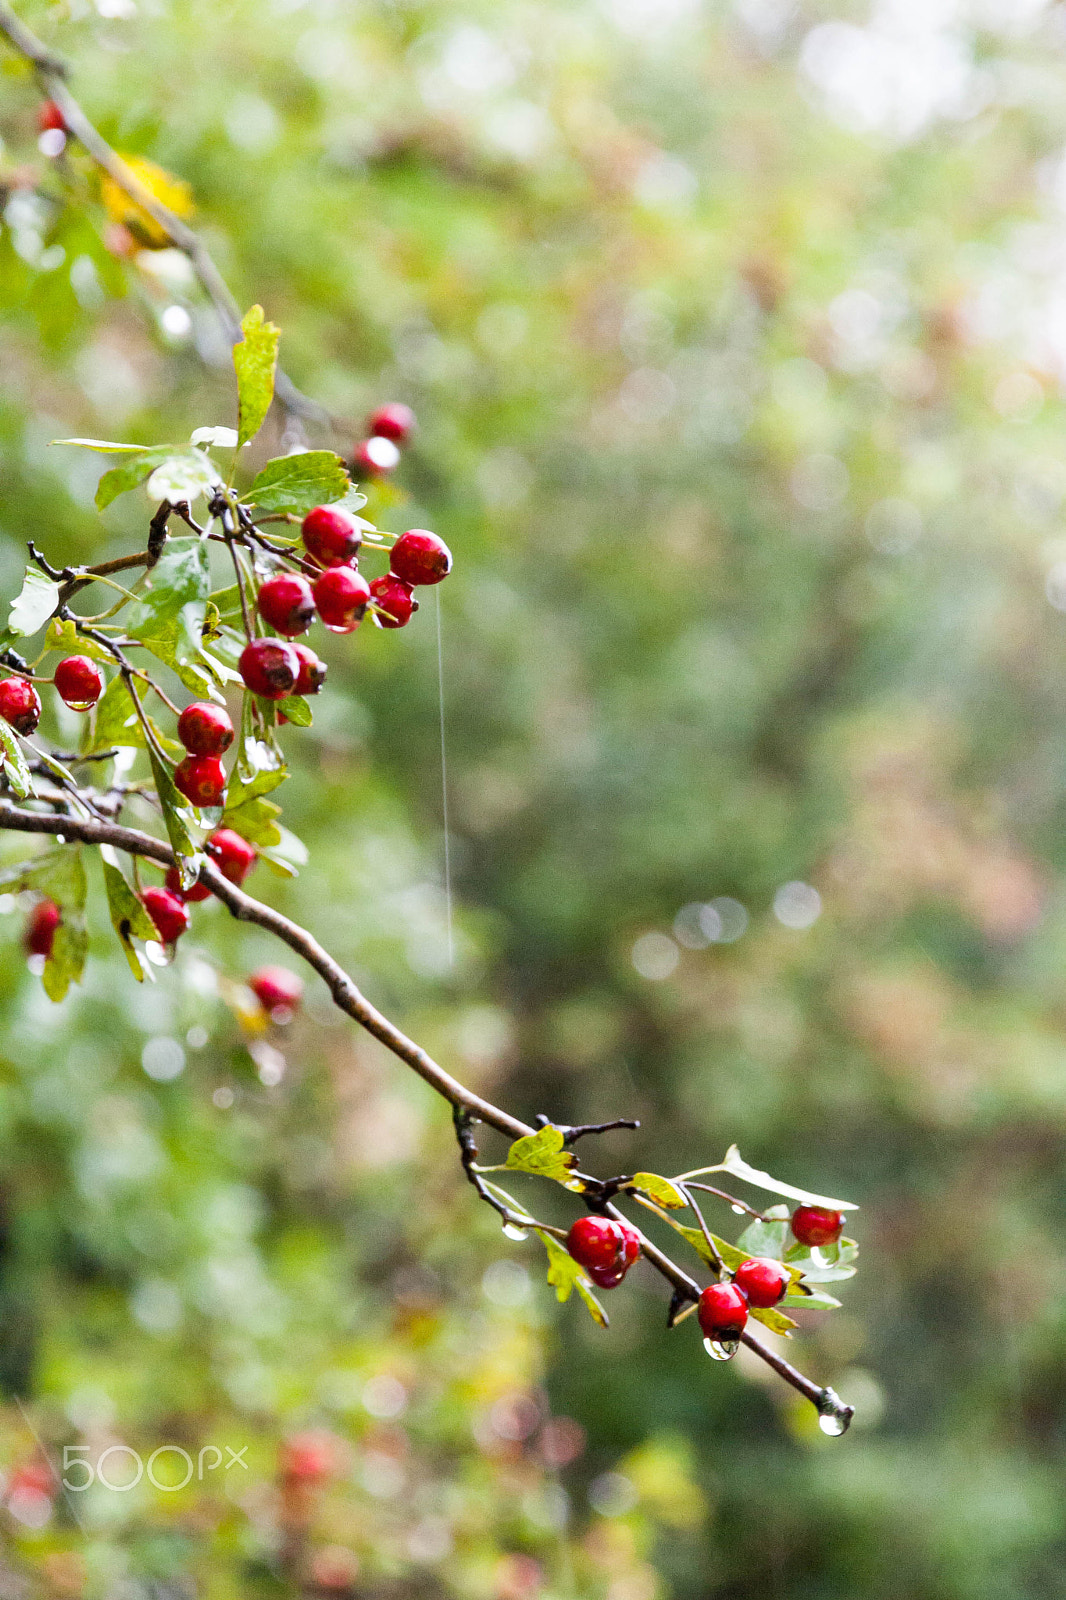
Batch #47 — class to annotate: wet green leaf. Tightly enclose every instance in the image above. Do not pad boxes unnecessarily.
[505,1124,581,1187]
[222,794,282,848]
[26,847,87,1002]
[736,1206,791,1261]
[536,1229,608,1327]
[0,720,35,800]
[630,1173,687,1208]
[149,748,196,861]
[146,452,219,505]
[8,568,59,638]
[244,451,349,515]
[234,304,280,448]
[100,852,157,981]
[42,618,113,662]
[125,537,211,666]
[96,447,178,510]
[280,694,312,727]
[84,675,145,753]
[780,1289,842,1311]
[749,1305,798,1336]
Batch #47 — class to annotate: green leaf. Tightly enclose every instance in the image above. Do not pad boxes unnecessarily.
[95,447,178,511]
[682,1146,858,1212]
[243,451,349,515]
[784,1236,859,1283]
[505,1124,582,1188]
[131,616,225,700]
[100,852,158,981]
[149,748,196,862]
[234,304,280,449]
[145,451,220,505]
[280,694,312,727]
[43,618,113,662]
[26,847,87,1002]
[736,1205,791,1261]
[8,568,60,638]
[221,794,282,848]
[535,1229,608,1328]
[629,1173,687,1209]
[0,721,35,800]
[84,675,145,754]
[124,537,211,666]
[42,918,88,1003]
[749,1305,798,1336]
[224,758,287,812]
[257,824,308,876]
[780,1289,842,1311]
[50,438,149,453]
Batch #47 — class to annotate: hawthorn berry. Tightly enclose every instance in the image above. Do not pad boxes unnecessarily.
[566,1215,641,1288]
[174,754,227,808]
[38,100,66,133]
[165,866,212,903]
[301,504,364,568]
[389,529,452,587]
[292,643,327,696]
[312,566,371,633]
[790,1205,844,1248]
[368,402,416,444]
[205,827,256,886]
[0,677,41,735]
[697,1281,749,1342]
[177,701,234,757]
[257,572,316,637]
[141,886,190,945]
[369,574,417,629]
[352,436,401,477]
[24,898,60,958]
[733,1256,790,1309]
[54,655,103,710]
[249,965,304,1017]
[280,1430,340,1484]
[239,638,299,700]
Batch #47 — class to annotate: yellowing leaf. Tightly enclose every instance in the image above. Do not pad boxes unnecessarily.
[749,1305,798,1336]
[100,154,194,250]
[505,1124,581,1187]
[630,1173,687,1208]
[535,1230,608,1327]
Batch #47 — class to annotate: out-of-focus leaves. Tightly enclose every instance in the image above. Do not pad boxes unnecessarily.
[100,153,194,249]
[26,847,87,1001]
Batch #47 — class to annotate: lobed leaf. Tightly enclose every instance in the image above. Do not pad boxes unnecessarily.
[234,305,280,449]
[505,1124,581,1187]
[243,450,350,515]
[535,1229,608,1327]
[43,619,113,662]
[125,537,211,667]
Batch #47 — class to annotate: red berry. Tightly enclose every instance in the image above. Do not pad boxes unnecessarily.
[389,529,452,587]
[352,436,400,477]
[790,1205,844,1248]
[38,100,66,133]
[174,754,227,808]
[141,886,190,945]
[205,827,256,886]
[312,566,371,633]
[24,898,60,958]
[177,702,234,757]
[0,677,41,735]
[291,643,327,696]
[257,572,316,637]
[301,505,364,568]
[368,403,415,444]
[250,965,304,1017]
[54,655,103,710]
[733,1256,790,1309]
[165,866,211,903]
[369,575,417,629]
[239,638,299,700]
[566,1216,641,1288]
[697,1282,749,1342]
[280,1430,339,1483]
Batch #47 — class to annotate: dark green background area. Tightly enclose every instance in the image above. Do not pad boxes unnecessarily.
[1,0,1066,1595]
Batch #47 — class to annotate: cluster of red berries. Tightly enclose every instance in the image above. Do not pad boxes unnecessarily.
[565,1215,642,1288]
[0,655,105,738]
[697,1204,844,1342]
[350,402,416,481]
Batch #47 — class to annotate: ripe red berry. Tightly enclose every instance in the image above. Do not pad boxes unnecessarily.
[733,1256,790,1309]
[352,436,401,477]
[177,702,234,757]
[389,529,452,587]
[301,505,364,568]
[369,575,417,629]
[239,638,299,700]
[280,1431,339,1484]
[54,655,103,710]
[790,1205,844,1248]
[141,886,190,945]
[250,965,304,1017]
[165,866,211,903]
[291,643,327,696]
[24,898,60,958]
[368,403,415,444]
[0,677,41,735]
[257,572,316,637]
[312,566,371,633]
[697,1281,749,1342]
[174,754,227,808]
[566,1215,641,1288]
[205,827,256,886]
[38,100,66,133]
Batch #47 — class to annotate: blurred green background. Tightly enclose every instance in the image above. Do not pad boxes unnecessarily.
[2,0,1066,1594]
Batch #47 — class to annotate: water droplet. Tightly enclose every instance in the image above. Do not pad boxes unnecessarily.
[810,1247,830,1269]
[703,1337,739,1361]
[731,1204,746,1215]
[502,1223,529,1242]
[816,1387,852,1436]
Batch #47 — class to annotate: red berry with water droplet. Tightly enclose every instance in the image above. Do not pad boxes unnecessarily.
[369,575,417,629]
[141,886,190,945]
[368,403,415,444]
[301,505,364,568]
[312,566,371,633]
[0,677,40,735]
[790,1205,843,1248]
[566,1215,641,1288]
[205,827,256,886]
[239,638,299,700]
[250,965,304,1018]
[352,436,401,477]
[389,529,452,587]
[165,866,211,903]
[174,755,227,808]
[24,898,60,957]
[291,643,327,696]
[177,702,233,757]
[257,572,315,637]
[733,1256,790,1309]
[38,100,66,134]
[697,1281,749,1341]
[54,656,103,710]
